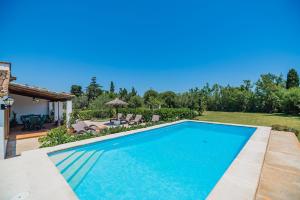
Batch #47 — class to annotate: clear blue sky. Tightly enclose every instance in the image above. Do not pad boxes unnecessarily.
[1,0,300,94]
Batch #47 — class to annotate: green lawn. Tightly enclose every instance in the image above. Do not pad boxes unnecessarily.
[196,111,300,139]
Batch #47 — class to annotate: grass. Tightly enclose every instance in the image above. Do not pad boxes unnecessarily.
[196,111,300,140]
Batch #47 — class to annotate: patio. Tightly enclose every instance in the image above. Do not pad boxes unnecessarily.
[6,123,59,158]
[9,123,56,140]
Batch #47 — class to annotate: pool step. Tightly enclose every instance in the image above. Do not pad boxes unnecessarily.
[57,151,85,172]
[68,150,104,189]
[50,150,76,165]
[62,150,96,180]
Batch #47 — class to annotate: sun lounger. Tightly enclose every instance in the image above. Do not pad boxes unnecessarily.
[151,115,160,123]
[121,114,134,124]
[110,113,123,123]
[72,121,97,133]
[129,115,143,125]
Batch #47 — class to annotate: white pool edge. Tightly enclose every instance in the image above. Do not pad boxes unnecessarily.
[20,120,271,200]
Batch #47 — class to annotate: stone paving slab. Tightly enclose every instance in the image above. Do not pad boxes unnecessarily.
[6,137,40,158]
[256,131,300,200]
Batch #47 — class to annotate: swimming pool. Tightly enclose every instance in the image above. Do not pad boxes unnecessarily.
[49,121,256,200]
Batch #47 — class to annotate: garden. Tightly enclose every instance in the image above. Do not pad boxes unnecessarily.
[39,68,300,147]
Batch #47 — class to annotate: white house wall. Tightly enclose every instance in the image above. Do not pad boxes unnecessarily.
[10,94,49,124]
[54,102,64,121]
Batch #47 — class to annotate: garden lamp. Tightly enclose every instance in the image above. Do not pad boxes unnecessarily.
[1,96,14,109]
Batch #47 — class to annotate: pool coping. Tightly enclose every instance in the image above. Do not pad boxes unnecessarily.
[19,120,271,200]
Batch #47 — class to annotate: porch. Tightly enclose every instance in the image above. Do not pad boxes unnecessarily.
[9,123,57,140]
[0,62,74,159]
[4,83,73,158]
[5,123,58,158]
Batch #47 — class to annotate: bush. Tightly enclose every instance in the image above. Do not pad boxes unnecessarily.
[39,120,177,147]
[39,126,72,147]
[71,109,114,121]
[271,124,299,137]
[69,108,199,126]
[119,108,198,121]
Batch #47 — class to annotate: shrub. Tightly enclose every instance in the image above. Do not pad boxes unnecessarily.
[271,124,299,137]
[39,120,176,147]
[119,108,198,121]
[69,108,199,126]
[71,109,114,121]
[39,126,72,147]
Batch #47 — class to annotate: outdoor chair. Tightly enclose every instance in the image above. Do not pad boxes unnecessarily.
[110,113,123,123]
[72,121,98,134]
[121,114,134,124]
[151,115,160,123]
[36,115,47,129]
[129,115,143,125]
[29,115,41,130]
[21,115,31,130]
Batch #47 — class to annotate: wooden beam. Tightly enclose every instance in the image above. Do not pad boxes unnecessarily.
[8,83,74,101]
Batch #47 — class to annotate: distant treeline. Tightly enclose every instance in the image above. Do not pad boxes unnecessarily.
[70,68,300,115]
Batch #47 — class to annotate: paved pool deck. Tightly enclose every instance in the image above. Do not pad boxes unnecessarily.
[6,137,40,158]
[0,120,299,200]
[256,130,300,200]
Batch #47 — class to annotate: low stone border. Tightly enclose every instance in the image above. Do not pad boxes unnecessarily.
[18,120,270,200]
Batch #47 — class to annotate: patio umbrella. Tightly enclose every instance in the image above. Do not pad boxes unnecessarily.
[105,98,128,115]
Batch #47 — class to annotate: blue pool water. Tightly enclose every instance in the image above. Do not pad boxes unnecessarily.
[49,122,255,200]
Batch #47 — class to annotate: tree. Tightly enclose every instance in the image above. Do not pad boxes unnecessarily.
[177,88,206,113]
[282,87,300,114]
[73,95,89,109]
[240,80,252,91]
[109,81,115,93]
[86,77,102,102]
[70,85,83,97]
[255,73,284,113]
[128,95,144,108]
[119,88,128,100]
[160,91,177,108]
[147,96,162,109]
[143,89,159,106]
[89,93,112,110]
[286,68,299,89]
[130,87,138,97]
[209,84,222,111]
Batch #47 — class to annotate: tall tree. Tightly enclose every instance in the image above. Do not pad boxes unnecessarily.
[143,89,160,109]
[160,91,177,108]
[128,95,144,108]
[73,95,89,109]
[255,73,284,113]
[240,80,252,91]
[143,89,158,103]
[70,85,83,97]
[119,88,128,100]
[86,77,102,102]
[286,68,299,89]
[109,81,115,93]
[130,87,138,96]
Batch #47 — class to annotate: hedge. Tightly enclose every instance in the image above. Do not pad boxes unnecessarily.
[119,108,198,121]
[71,108,199,123]
[70,109,114,124]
